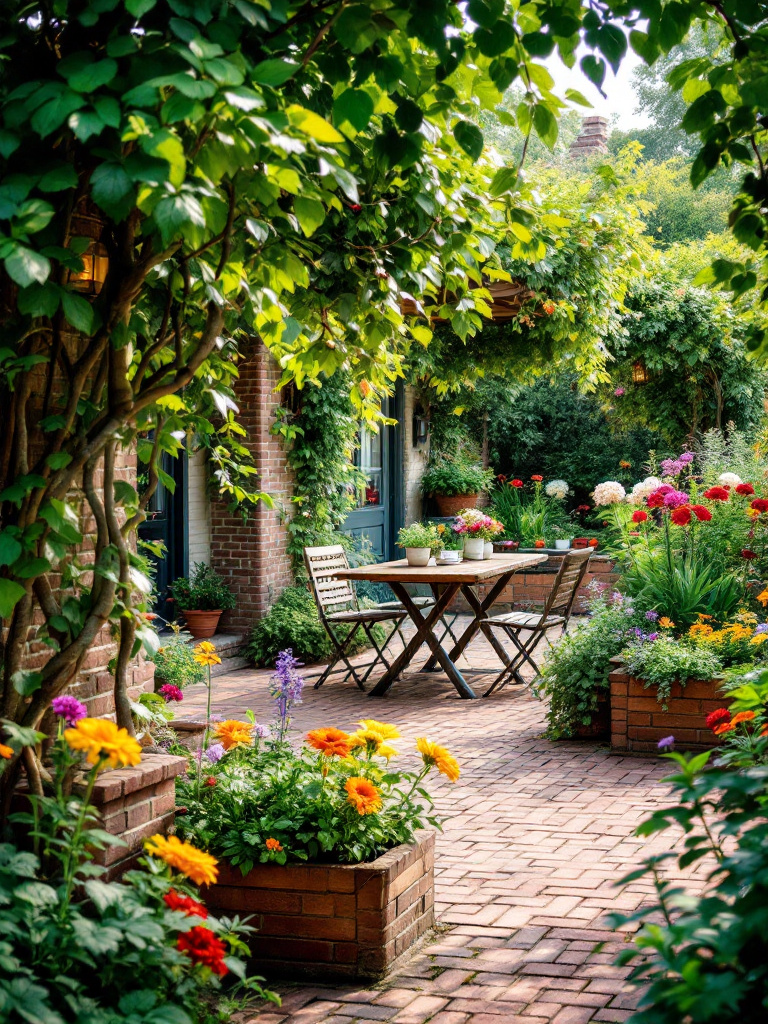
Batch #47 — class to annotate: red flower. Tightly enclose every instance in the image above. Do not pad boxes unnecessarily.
[741,549,757,560]
[628,531,640,537]
[542,300,556,315]
[751,498,768,514]
[646,491,665,509]
[497,474,507,484]
[703,486,729,502]
[534,539,546,548]
[690,504,712,522]
[631,510,648,524]
[736,483,755,496]
[531,475,543,482]
[705,708,731,732]
[576,504,590,513]
[177,926,228,976]
[670,506,692,526]
[164,889,208,919]
[588,538,599,547]
[510,479,523,488]
[205,776,217,787]
[349,203,362,214]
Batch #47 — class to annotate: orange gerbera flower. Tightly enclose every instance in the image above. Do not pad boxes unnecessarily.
[64,718,142,770]
[731,711,756,725]
[214,719,253,750]
[0,743,12,759]
[345,776,382,815]
[144,834,218,886]
[416,737,460,782]
[265,838,283,852]
[714,722,736,735]
[758,590,768,607]
[659,617,675,629]
[306,727,350,758]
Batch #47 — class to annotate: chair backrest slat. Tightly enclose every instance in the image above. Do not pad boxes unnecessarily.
[541,550,592,621]
[303,545,357,616]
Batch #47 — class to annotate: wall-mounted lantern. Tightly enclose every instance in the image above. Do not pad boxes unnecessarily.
[632,358,649,385]
[69,240,109,296]
[412,403,429,447]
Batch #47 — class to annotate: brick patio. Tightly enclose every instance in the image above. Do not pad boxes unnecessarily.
[179,620,702,1024]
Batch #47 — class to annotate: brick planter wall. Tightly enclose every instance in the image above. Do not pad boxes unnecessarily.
[203,830,435,979]
[89,753,188,880]
[610,666,729,752]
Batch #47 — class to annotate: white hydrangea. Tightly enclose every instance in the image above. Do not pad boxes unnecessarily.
[718,472,742,487]
[545,479,569,500]
[593,480,627,506]
[626,476,661,505]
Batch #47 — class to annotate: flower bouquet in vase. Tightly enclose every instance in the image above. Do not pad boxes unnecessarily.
[452,510,505,560]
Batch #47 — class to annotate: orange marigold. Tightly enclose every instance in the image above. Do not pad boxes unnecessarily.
[0,743,12,759]
[145,834,218,886]
[265,838,283,852]
[731,711,756,725]
[659,617,675,629]
[345,776,382,815]
[214,719,253,751]
[306,727,351,758]
[416,737,460,782]
[714,722,736,736]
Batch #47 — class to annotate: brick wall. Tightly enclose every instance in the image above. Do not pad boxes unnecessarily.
[210,342,295,633]
[204,830,434,979]
[609,666,729,752]
[187,448,212,568]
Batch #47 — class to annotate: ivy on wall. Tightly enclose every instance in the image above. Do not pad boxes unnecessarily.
[272,373,363,569]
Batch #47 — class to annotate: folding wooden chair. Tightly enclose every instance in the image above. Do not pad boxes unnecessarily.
[304,545,407,690]
[482,549,592,696]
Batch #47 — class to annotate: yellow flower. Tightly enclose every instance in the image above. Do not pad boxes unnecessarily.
[144,834,218,886]
[750,634,768,645]
[688,623,713,637]
[416,737,460,782]
[356,720,400,740]
[349,728,386,753]
[747,507,761,519]
[0,743,13,759]
[659,617,675,629]
[64,718,142,770]
[378,743,399,759]
[758,590,768,607]
[345,776,382,815]
[193,641,221,667]
[214,719,253,751]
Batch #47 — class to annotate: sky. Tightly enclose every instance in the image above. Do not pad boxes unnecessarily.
[546,47,651,130]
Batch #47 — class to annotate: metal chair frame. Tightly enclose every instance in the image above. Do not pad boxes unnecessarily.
[482,549,592,697]
[303,545,407,690]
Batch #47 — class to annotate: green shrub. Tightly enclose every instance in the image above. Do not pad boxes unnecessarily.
[151,624,207,690]
[538,590,644,738]
[421,462,494,497]
[171,562,236,612]
[244,585,381,667]
[397,522,444,551]
[621,636,723,707]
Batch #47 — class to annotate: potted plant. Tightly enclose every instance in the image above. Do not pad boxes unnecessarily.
[551,526,573,550]
[170,562,236,639]
[175,657,459,979]
[421,462,494,517]
[452,509,505,560]
[397,522,444,566]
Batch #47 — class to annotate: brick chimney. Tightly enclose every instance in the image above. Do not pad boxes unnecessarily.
[569,116,609,159]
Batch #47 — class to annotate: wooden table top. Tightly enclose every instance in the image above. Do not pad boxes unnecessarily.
[335,553,548,584]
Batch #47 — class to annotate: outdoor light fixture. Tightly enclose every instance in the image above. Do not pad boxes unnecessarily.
[632,359,649,384]
[69,241,109,295]
[412,405,429,446]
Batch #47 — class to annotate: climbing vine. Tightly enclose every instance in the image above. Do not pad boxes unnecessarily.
[272,374,363,569]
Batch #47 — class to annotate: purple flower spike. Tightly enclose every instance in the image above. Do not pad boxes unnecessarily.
[51,695,88,727]
[204,742,225,763]
[645,610,659,621]
[756,624,768,634]
[253,724,270,739]
[657,736,675,751]
[679,452,694,464]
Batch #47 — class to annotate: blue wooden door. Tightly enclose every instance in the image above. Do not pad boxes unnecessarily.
[344,421,391,560]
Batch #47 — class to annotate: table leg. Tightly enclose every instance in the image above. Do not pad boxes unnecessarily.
[368,583,476,699]
[424,570,517,669]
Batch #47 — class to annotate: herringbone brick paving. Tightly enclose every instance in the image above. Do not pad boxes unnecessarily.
[180,619,704,1023]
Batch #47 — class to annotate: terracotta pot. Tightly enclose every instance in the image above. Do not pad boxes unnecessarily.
[573,537,589,549]
[494,540,519,552]
[183,609,222,639]
[435,493,478,517]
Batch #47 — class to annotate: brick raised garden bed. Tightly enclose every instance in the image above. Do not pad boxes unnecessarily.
[203,830,435,980]
[609,665,729,753]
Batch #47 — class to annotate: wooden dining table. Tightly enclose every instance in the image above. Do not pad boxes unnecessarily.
[334,553,548,699]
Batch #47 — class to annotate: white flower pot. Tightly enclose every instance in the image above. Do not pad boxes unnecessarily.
[406,547,431,567]
[440,549,461,563]
[463,537,485,560]
[555,539,572,550]
[483,542,493,559]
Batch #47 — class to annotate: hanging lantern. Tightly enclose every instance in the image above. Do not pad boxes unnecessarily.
[69,241,109,295]
[632,358,649,384]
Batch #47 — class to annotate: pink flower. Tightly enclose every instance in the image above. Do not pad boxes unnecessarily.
[51,695,88,727]
[159,684,184,702]
[614,387,625,397]
[662,489,691,509]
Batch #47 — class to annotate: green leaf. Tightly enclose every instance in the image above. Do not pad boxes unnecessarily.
[0,579,26,619]
[580,55,606,93]
[333,89,374,132]
[61,290,95,334]
[395,98,423,133]
[0,130,19,158]
[91,162,135,221]
[4,247,51,288]
[454,120,483,160]
[564,88,592,108]
[595,23,627,74]
[11,670,42,696]
[66,59,118,93]
[15,557,50,579]
[153,193,206,243]
[39,164,79,192]
[68,109,106,142]
[46,452,73,471]
[532,104,558,150]
[126,0,157,14]
[252,58,299,87]
[0,532,22,567]
[467,0,505,29]
[17,282,60,318]
[489,167,518,197]
[287,105,344,144]
[293,197,326,238]
[473,19,516,57]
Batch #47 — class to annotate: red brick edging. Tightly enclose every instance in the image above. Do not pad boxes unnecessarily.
[610,666,729,752]
[203,830,435,979]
